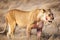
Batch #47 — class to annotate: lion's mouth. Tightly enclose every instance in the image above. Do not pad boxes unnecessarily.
[48,21,52,23]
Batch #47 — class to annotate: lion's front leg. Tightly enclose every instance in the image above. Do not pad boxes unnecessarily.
[26,24,33,40]
[37,28,42,40]
[37,21,44,40]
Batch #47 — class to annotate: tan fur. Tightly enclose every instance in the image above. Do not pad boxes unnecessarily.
[5,9,54,39]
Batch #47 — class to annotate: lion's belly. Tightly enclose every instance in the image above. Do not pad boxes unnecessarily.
[15,15,29,28]
[16,19,28,27]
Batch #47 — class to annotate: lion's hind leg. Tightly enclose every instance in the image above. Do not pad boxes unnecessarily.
[7,21,16,39]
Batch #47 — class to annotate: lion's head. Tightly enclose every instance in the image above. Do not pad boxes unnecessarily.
[37,9,54,23]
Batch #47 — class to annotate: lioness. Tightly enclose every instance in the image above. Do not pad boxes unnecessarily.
[5,8,54,40]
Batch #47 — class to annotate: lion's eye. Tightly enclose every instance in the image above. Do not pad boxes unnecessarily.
[48,14,53,16]
[48,14,51,16]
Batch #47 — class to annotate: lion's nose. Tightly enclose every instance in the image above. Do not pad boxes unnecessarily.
[52,17,54,20]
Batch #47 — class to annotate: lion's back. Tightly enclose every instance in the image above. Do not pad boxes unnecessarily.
[5,9,31,27]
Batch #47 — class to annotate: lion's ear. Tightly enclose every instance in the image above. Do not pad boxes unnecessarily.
[48,9,51,12]
[48,9,50,10]
[39,9,46,13]
[41,9,46,13]
[43,9,46,13]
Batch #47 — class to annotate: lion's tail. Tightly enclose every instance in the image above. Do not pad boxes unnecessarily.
[0,17,8,33]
